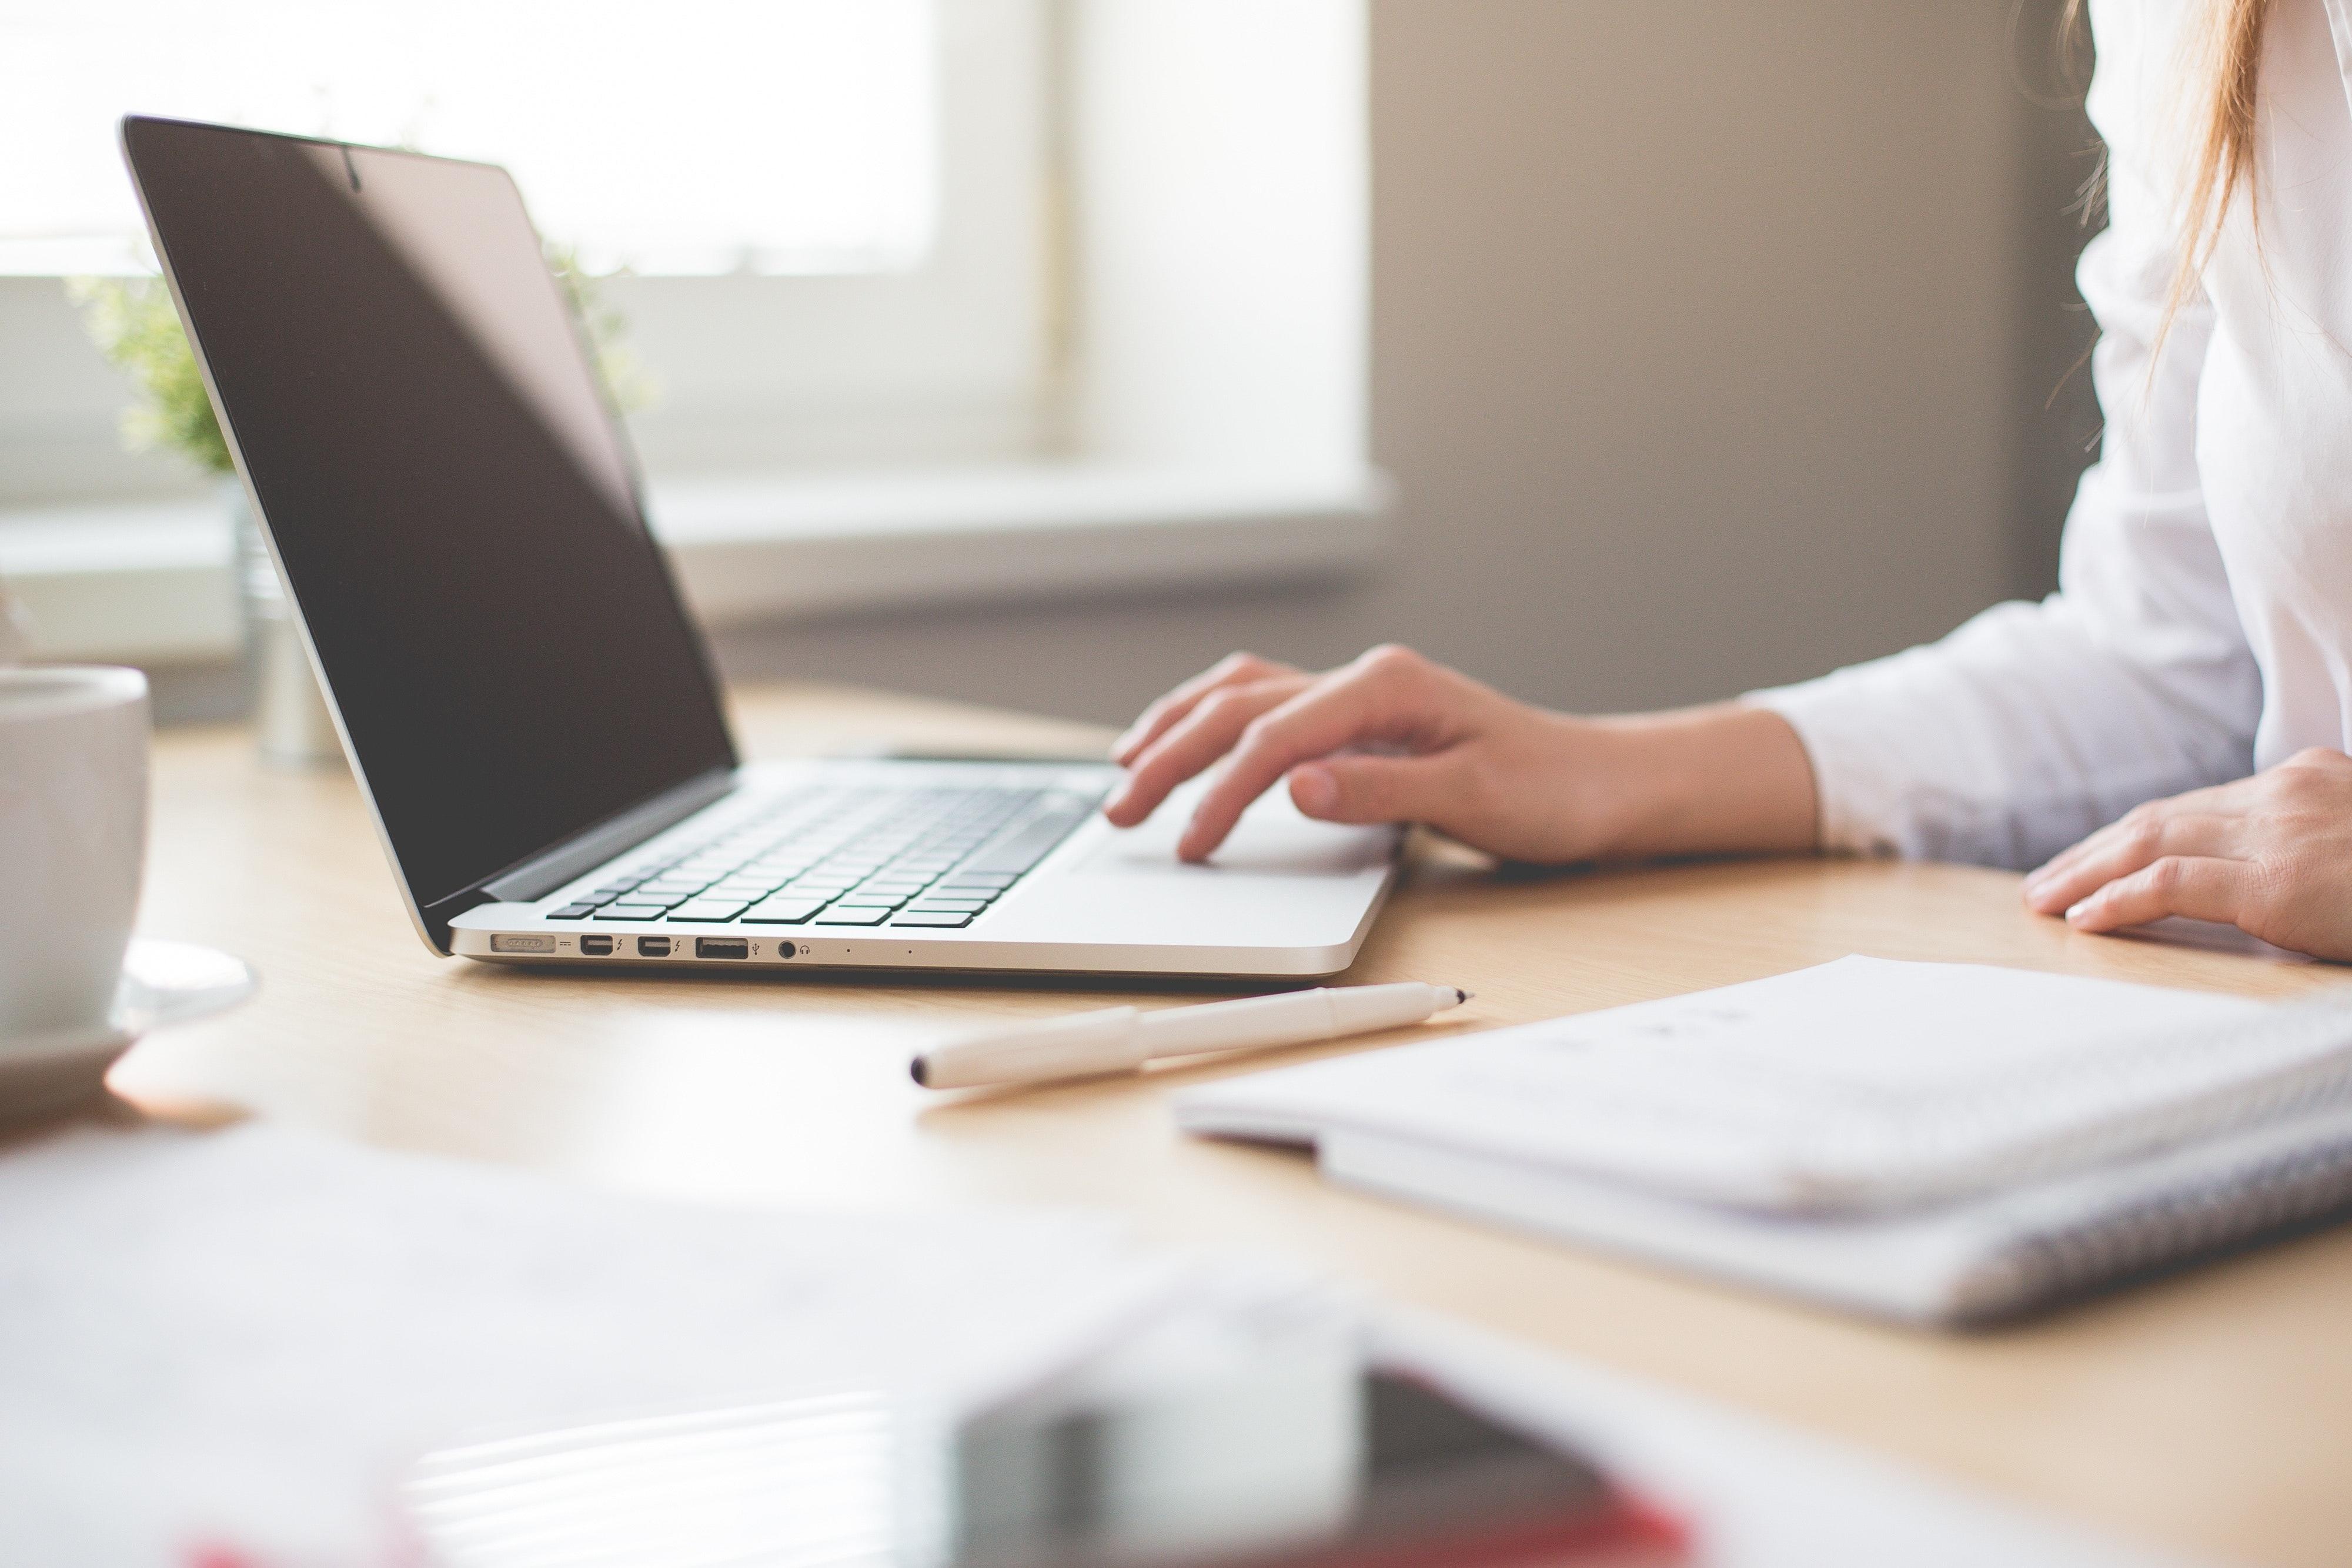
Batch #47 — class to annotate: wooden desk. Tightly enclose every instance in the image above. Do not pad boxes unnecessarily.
[119,683,2352,1568]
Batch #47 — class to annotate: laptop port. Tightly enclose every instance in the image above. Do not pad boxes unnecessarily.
[579,934,614,957]
[636,935,672,958]
[696,937,749,960]
[489,933,557,954]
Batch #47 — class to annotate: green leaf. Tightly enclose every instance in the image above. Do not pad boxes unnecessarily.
[66,275,233,475]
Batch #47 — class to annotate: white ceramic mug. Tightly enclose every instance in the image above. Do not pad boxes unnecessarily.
[0,667,149,1039]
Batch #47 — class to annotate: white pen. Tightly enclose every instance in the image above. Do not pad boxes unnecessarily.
[911,981,1471,1090]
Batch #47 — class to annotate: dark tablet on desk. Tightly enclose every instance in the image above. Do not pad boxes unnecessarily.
[946,1366,1686,1567]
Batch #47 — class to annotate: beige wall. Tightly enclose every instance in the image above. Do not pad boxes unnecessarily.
[711,1,2100,729]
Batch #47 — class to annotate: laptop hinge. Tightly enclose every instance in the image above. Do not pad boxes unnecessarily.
[479,766,738,906]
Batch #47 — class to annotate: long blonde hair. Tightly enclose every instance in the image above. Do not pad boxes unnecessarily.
[2065,0,2273,353]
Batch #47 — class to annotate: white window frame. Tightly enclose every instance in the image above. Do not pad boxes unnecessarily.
[0,0,1387,668]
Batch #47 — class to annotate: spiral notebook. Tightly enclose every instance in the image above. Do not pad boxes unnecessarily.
[1175,958,2352,1326]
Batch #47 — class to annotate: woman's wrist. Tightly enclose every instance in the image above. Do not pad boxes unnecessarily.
[1579,703,1820,860]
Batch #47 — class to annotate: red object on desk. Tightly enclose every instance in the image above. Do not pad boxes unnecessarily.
[1216,1489,1689,1568]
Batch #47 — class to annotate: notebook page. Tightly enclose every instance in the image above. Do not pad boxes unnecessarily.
[1176,958,2304,1213]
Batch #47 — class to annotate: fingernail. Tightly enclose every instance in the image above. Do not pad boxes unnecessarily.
[1291,763,1337,815]
[2066,898,2094,924]
[1177,815,1211,860]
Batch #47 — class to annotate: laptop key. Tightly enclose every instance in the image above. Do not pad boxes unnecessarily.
[667,899,751,922]
[545,904,600,920]
[890,911,974,928]
[594,903,671,921]
[813,906,893,925]
[957,811,1090,876]
[938,872,1017,890]
[743,897,828,924]
[908,898,988,913]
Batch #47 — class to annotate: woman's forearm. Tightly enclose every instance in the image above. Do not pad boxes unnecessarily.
[1106,646,1822,865]
[1582,703,1820,860]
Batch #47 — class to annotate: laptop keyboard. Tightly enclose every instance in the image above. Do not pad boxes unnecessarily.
[541,780,1106,931]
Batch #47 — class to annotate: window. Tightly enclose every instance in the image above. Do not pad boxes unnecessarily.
[0,0,1046,500]
[2,1,937,278]
[0,0,1382,667]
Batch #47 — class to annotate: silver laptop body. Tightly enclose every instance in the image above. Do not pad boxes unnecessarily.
[452,759,1396,979]
[124,117,1397,980]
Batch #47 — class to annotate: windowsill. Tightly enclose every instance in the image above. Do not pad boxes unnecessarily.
[0,463,1392,664]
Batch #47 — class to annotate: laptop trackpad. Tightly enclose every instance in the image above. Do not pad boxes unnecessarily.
[1073,778,1394,878]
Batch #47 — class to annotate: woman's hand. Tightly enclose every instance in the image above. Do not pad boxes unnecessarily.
[1103,646,1605,863]
[2023,748,2352,959]
[1101,645,1819,864]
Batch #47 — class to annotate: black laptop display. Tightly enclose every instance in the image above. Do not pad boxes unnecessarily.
[122,117,735,942]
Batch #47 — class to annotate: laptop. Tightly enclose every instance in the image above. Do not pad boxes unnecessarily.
[121,116,1399,980]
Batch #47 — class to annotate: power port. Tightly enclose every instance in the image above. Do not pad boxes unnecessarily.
[579,934,614,957]
[696,937,750,960]
[489,933,557,954]
[636,935,673,958]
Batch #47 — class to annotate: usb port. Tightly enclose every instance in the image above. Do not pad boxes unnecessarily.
[636,935,673,958]
[579,934,614,957]
[695,937,750,960]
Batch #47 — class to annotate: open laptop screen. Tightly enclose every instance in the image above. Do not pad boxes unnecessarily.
[123,118,736,920]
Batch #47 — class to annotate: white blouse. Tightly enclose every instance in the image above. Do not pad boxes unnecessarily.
[1750,0,2352,870]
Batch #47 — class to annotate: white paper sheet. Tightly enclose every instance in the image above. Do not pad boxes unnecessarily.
[0,1122,1188,1566]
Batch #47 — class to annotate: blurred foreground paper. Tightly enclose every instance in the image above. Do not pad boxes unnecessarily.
[0,1122,1188,1565]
